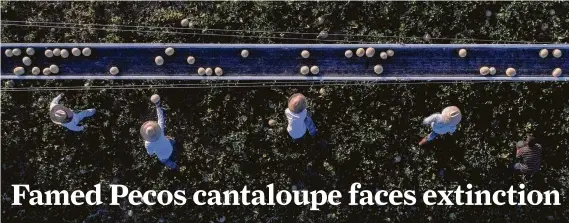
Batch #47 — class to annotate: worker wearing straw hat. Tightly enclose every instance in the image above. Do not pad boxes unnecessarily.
[49,93,96,132]
[286,93,318,141]
[141,94,177,170]
[419,106,462,145]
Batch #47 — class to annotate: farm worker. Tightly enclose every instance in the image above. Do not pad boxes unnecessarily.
[286,93,318,141]
[140,94,178,170]
[511,135,542,175]
[49,93,96,132]
[419,106,462,145]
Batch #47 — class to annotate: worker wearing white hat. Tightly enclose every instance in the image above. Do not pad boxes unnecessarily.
[141,94,177,170]
[49,93,96,131]
[419,106,462,145]
[286,93,318,141]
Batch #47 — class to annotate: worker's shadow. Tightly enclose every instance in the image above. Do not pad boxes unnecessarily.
[171,136,184,162]
[306,138,333,188]
[427,135,467,184]
[287,133,333,190]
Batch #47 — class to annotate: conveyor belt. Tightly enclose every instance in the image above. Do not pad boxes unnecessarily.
[1,43,567,81]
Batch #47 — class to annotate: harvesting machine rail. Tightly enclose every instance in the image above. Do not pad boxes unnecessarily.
[1,43,568,81]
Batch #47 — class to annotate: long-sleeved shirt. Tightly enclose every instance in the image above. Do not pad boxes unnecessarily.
[423,113,457,135]
[144,106,173,160]
[50,95,84,132]
[516,144,542,174]
[286,108,309,139]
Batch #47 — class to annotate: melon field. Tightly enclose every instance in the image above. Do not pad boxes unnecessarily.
[1,1,569,222]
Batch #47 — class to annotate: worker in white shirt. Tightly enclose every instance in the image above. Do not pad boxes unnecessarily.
[419,106,462,145]
[285,93,318,141]
[140,94,177,170]
[49,93,96,132]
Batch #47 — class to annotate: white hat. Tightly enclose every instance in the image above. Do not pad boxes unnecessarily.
[441,106,462,125]
[50,105,73,123]
[140,121,162,142]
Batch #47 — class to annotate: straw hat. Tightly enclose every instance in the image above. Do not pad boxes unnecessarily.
[50,105,73,124]
[288,93,307,113]
[516,141,526,149]
[441,106,462,125]
[140,121,162,142]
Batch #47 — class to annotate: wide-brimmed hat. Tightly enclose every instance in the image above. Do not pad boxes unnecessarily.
[50,105,73,124]
[140,121,162,142]
[288,93,307,113]
[441,106,462,125]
